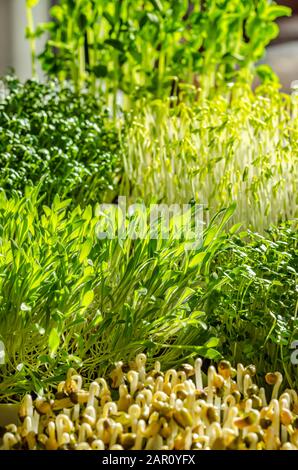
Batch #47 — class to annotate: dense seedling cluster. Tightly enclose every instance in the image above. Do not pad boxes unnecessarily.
[29,0,290,109]
[122,84,298,229]
[0,0,297,451]
[0,76,121,205]
[0,190,234,399]
[2,356,298,450]
[208,222,297,386]
[0,192,296,400]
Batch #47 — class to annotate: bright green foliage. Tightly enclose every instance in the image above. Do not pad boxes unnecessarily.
[0,76,121,205]
[33,0,290,110]
[121,82,298,230]
[0,190,296,399]
[0,0,295,402]
[0,190,234,399]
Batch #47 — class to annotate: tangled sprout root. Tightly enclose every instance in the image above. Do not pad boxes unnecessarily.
[1,355,298,450]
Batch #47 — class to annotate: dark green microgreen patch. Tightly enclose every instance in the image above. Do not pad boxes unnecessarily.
[0,76,121,206]
[206,221,298,387]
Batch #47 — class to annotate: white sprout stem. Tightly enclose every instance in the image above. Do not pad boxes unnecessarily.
[207,366,216,404]
[214,395,221,412]
[272,373,283,400]
[32,410,40,434]
[109,423,122,447]
[78,422,92,444]
[207,422,221,448]
[23,416,33,434]
[243,374,252,397]
[245,398,252,413]
[145,434,163,450]
[87,382,100,407]
[281,425,288,444]
[164,369,178,392]
[265,427,276,450]
[25,395,33,417]
[136,353,147,383]
[72,404,80,422]
[270,399,280,437]
[259,388,267,407]
[195,358,203,390]
[128,371,139,396]
[184,427,192,450]
[2,433,17,450]
[247,433,258,450]
[133,420,145,450]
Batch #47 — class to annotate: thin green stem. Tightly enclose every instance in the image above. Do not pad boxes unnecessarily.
[26,5,37,77]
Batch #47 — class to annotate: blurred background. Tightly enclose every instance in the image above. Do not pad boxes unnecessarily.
[0,0,48,80]
[0,0,297,91]
[267,0,298,91]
